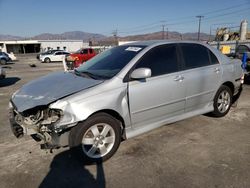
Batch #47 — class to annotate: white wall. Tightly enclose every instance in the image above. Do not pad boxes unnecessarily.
[40,40,89,52]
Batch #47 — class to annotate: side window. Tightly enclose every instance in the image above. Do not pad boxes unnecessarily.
[55,52,62,55]
[209,50,219,64]
[237,45,250,53]
[135,44,179,77]
[89,49,93,54]
[180,44,210,69]
[82,49,88,54]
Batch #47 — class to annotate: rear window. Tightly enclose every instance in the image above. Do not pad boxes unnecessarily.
[180,43,210,69]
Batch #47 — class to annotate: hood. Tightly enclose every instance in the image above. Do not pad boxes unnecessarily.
[12,71,103,112]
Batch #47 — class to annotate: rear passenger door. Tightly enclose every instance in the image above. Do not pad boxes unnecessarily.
[128,44,186,128]
[179,43,222,112]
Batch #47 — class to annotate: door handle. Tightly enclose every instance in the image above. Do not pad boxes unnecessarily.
[174,75,184,82]
[214,68,220,73]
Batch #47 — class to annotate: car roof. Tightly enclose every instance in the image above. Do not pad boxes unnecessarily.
[236,44,250,49]
[122,40,208,47]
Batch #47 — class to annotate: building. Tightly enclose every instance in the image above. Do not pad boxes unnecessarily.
[0,40,89,54]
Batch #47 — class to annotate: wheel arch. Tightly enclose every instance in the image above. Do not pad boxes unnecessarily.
[221,81,234,95]
[88,109,127,140]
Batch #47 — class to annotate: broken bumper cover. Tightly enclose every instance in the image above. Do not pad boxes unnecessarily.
[8,101,71,149]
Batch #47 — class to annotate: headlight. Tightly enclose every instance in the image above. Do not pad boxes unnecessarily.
[9,102,13,109]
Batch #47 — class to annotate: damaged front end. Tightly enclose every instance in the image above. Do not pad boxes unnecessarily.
[9,102,68,149]
[8,71,104,150]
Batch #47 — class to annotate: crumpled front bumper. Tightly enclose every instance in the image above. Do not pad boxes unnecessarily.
[9,107,24,138]
[8,102,70,149]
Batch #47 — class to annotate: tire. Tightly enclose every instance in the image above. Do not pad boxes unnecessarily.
[69,113,121,163]
[211,85,233,117]
[0,59,7,65]
[44,58,51,63]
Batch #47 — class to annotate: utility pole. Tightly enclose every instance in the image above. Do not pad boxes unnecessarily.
[166,28,168,39]
[209,25,212,41]
[196,15,204,41]
[162,25,165,40]
[112,29,118,45]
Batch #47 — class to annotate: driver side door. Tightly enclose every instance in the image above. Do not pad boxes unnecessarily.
[128,44,186,128]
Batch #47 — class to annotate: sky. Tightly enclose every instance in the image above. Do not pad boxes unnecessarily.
[0,0,250,37]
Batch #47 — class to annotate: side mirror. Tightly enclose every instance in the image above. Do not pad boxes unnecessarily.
[130,68,151,80]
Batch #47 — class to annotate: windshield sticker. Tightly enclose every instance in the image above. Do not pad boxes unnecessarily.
[125,47,142,52]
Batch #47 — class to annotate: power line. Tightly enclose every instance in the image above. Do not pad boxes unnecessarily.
[119,25,160,34]
[204,7,250,20]
[198,2,249,16]
[101,2,250,36]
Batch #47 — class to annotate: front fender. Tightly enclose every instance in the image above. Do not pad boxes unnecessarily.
[50,85,131,130]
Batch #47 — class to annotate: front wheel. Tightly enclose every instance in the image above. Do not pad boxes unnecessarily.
[69,113,121,163]
[0,59,7,65]
[44,58,51,63]
[211,85,232,117]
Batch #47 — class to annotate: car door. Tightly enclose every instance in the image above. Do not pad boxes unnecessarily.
[128,44,186,128]
[80,49,89,62]
[179,43,222,112]
[52,52,61,61]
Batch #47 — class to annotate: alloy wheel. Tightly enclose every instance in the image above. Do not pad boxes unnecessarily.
[81,123,115,159]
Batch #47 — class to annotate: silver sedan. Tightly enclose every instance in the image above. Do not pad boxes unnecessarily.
[10,41,243,162]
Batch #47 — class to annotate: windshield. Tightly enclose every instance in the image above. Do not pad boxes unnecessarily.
[75,49,82,54]
[76,45,145,79]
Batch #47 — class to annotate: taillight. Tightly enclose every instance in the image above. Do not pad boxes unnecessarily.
[240,74,244,84]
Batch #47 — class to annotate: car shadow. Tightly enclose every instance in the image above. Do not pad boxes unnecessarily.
[0,77,20,87]
[39,149,106,188]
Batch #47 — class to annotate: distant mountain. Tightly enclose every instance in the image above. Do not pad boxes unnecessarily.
[0,31,106,41]
[32,31,106,41]
[115,31,211,41]
[0,34,23,40]
[0,31,212,42]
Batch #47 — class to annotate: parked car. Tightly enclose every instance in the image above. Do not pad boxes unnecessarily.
[40,51,70,63]
[235,44,250,61]
[36,50,63,60]
[7,52,17,61]
[0,52,11,65]
[66,48,96,68]
[9,41,243,162]
[0,67,6,79]
[235,44,250,75]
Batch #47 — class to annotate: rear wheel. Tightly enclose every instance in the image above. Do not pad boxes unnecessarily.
[211,85,232,117]
[44,58,51,63]
[69,113,121,163]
